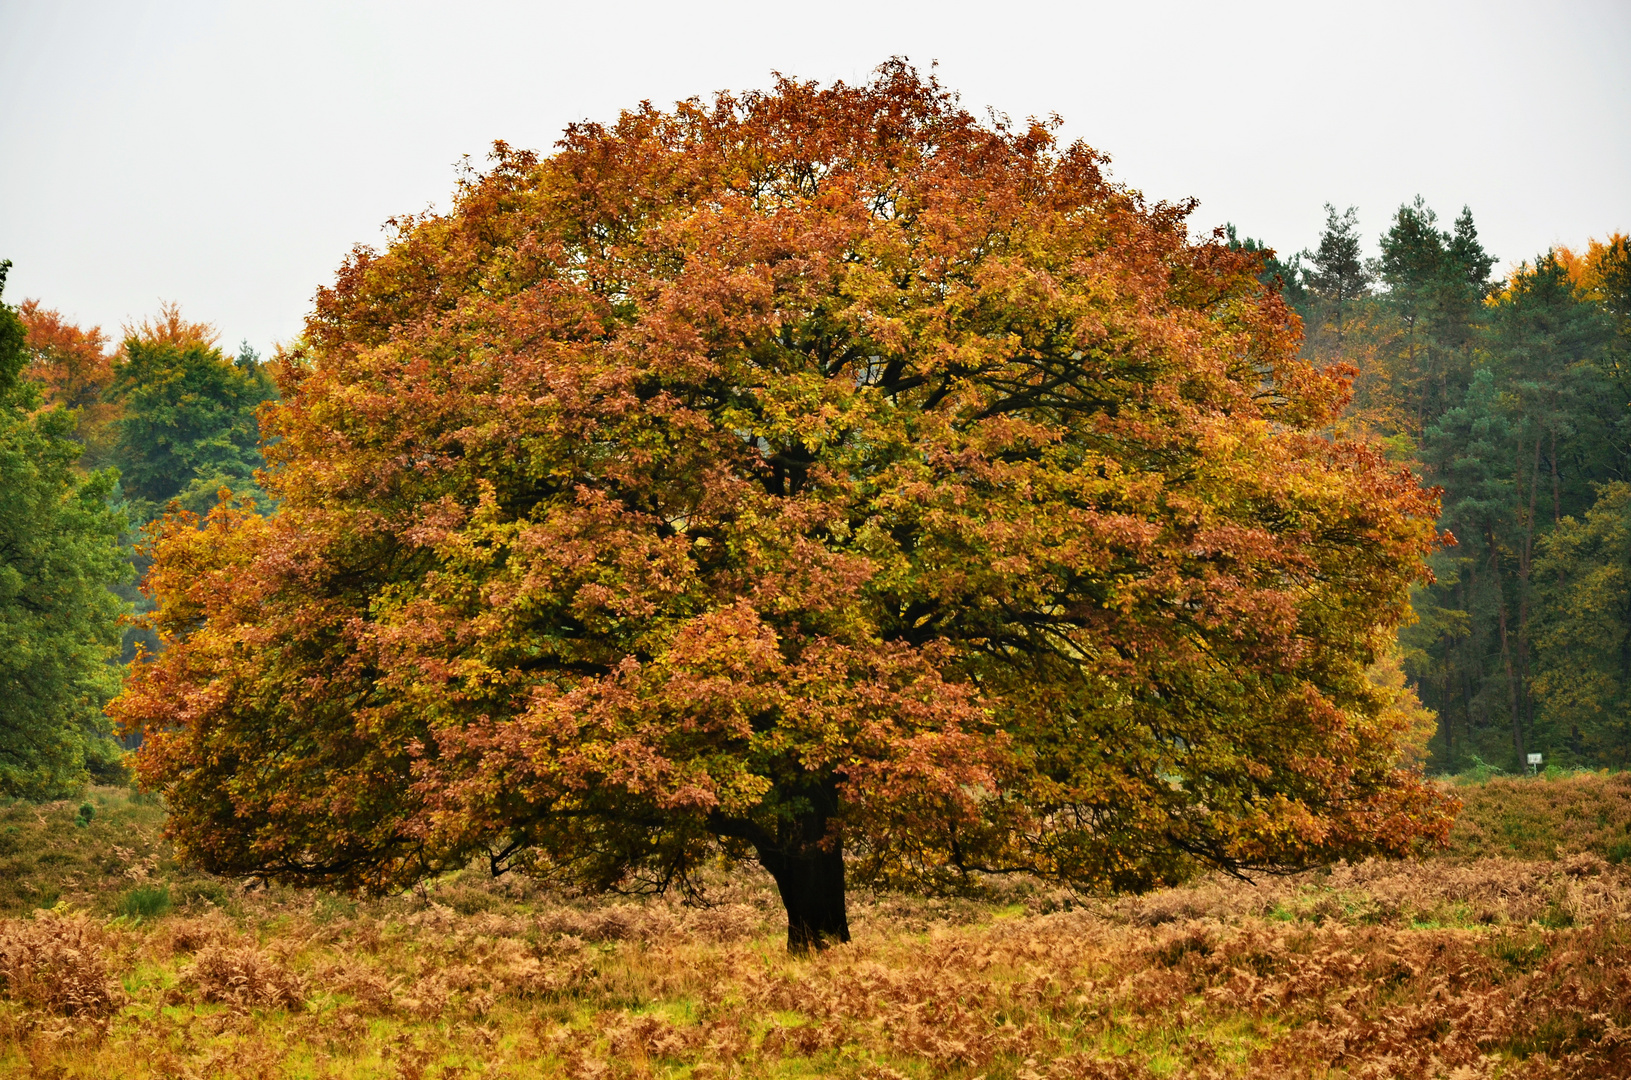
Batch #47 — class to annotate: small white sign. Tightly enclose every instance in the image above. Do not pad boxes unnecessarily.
[1527,753,1543,765]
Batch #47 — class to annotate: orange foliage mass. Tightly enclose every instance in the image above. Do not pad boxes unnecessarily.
[115,64,1453,948]
[16,301,121,458]
[1553,232,1630,298]
[121,300,218,350]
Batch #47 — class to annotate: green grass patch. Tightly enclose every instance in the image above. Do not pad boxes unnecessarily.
[116,883,173,919]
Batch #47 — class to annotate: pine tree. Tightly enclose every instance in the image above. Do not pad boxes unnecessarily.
[1412,247,1621,771]
[1304,204,1370,345]
[1225,224,1308,309]
[1375,198,1494,429]
[1448,208,1498,299]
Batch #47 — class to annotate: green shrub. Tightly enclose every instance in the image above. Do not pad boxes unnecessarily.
[1460,754,1504,783]
[116,884,172,919]
[74,802,94,828]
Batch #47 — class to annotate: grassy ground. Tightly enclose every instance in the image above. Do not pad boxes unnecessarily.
[1,775,1629,1079]
[1443,770,1631,862]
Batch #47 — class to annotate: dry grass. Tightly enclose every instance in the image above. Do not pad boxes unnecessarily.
[1,780,1629,1077]
[176,940,307,1011]
[0,910,124,1019]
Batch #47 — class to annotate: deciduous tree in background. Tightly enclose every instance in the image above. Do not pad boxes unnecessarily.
[108,305,278,521]
[17,301,121,469]
[1560,234,1631,388]
[1532,482,1631,766]
[117,65,1453,950]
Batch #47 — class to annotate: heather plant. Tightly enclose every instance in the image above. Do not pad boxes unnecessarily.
[0,786,177,917]
[176,940,305,1009]
[1445,770,1631,860]
[2,858,1628,1077]
[0,909,124,1018]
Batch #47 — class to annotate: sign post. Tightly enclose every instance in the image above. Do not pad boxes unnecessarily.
[1526,752,1543,775]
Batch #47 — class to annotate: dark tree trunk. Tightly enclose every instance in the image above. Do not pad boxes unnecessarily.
[1441,670,1455,771]
[1551,430,1561,527]
[719,778,850,953]
[1459,572,1479,735]
[1488,532,1526,767]
[758,827,849,952]
[1517,434,1543,734]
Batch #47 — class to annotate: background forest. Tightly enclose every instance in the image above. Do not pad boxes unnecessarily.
[1235,206,1631,774]
[0,278,276,798]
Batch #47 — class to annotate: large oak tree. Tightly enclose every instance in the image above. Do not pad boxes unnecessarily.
[118,65,1451,949]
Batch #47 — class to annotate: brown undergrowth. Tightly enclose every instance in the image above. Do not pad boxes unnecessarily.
[1,782,1629,1078]
[1445,771,1631,862]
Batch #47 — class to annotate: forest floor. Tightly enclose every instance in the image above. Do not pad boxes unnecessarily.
[2,773,1630,1079]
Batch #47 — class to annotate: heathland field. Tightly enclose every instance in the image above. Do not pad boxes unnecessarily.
[2,774,1630,1079]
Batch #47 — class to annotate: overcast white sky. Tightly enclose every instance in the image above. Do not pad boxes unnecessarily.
[2,0,1627,355]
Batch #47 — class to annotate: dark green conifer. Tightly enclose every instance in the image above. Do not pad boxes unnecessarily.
[1303,204,1370,343]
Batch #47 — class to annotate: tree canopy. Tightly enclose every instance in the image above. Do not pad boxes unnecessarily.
[0,262,130,799]
[17,300,121,470]
[107,306,278,522]
[117,65,1452,949]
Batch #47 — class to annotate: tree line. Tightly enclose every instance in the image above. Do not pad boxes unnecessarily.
[0,269,274,798]
[7,201,1627,800]
[1236,208,1631,772]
